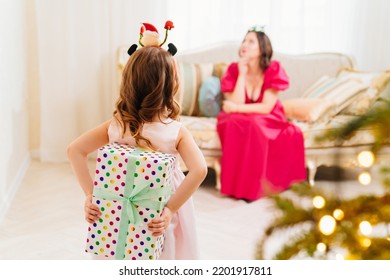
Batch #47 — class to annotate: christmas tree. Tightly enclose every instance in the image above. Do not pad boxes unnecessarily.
[256,99,390,260]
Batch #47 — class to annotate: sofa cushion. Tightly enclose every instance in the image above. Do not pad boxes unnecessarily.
[198,76,222,117]
[302,75,368,115]
[176,62,214,116]
[294,115,376,149]
[338,69,390,115]
[282,98,336,123]
[180,113,377,151]
[180,115,221,150]
[176,62,228,117]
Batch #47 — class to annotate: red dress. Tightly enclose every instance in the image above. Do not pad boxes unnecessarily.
[216,61,306,201]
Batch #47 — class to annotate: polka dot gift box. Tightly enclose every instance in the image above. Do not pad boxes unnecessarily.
[85,143,176,260]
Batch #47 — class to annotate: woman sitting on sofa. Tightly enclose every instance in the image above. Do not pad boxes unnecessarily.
[216,26,307,201]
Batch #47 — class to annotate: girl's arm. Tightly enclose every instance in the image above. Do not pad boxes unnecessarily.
[223,89,278,114]
[167,126,207,213]
[148,126,207,236]
[67,119,111,222]
[67,120,111,195]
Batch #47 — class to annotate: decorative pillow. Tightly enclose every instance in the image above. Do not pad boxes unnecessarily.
[379,81,390,100]
[301,75,333,98]
[338,69,390,115]
[339,88,378,115]
[302,75,368,115]
[176,62,228,116]
[198,76,222,117]
[282,98,336,123]
[212,62,228,79]
[176,62,214,116]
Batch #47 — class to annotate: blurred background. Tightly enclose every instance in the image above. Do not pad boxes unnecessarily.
[1,0,390,234]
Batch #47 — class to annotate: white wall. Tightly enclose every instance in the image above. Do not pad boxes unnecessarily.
[0,0,31,222]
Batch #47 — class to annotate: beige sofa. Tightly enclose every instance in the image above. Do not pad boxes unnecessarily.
[118,42,390,188]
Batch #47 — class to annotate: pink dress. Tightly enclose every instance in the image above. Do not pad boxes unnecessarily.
[216,61,306,201]
[108,118,199,259]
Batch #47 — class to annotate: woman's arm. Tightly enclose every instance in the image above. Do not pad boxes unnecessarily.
[223,58,249,104]
[148,125,207,236]
[223,89,278,114]
[224,73,246,104]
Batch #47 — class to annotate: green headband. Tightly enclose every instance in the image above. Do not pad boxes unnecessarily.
[248,25,266,33]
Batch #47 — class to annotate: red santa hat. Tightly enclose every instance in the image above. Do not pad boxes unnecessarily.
[140,23,160,39]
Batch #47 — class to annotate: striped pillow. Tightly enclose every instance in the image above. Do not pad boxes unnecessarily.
[301,75,335,98]
[339,69,390,115]
[176,62,227,116]
[302,75,368,115]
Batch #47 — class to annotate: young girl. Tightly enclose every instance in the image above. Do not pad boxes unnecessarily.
[67,46,207,260]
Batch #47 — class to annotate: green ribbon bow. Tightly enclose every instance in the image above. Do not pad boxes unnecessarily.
[93,147,172,259]
[93,185,170,226]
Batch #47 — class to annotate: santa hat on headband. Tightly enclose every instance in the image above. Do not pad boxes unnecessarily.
[140,23,160,46]
[128,20,177,56]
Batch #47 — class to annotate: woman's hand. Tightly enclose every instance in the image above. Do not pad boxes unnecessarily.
[84,194,101,223]
[238,56,249,75]
[148,207,173,236]
[222,100,239,113]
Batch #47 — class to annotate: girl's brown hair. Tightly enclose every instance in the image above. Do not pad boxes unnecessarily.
[113,47,181,150]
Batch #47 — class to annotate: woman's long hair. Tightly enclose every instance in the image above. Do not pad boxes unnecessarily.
[253,31,273,71]
[113,47,181,150]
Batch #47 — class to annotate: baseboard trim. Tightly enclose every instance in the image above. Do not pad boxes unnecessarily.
[0,154,31,224]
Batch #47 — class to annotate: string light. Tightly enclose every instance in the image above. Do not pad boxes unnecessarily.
[359,221,372,236]
[357,151,375,167]
[387,224,390,241]
[316,242,327,253]
[386,224,390,241]
[319,215,336,236]
[333,209,344,221]
[360,238,371,248]
[358,172,372,185]
[313,196,326,209]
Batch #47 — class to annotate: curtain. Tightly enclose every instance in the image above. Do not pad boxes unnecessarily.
[166,0,389,71]
[31,0,390,162]
[34,0,117,161]
[350,0,390,71]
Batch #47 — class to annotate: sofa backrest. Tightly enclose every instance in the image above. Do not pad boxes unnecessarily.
[117,43,355,114]
[175,41,355,100]
[275,53,355,100]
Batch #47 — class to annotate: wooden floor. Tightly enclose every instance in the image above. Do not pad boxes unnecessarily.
[0,160,385,260]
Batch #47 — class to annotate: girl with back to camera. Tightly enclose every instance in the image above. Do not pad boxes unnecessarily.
[67,45,207,259]
[217,26,306,201]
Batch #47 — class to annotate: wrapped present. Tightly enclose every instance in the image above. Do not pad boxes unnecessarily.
[85,143,176,260]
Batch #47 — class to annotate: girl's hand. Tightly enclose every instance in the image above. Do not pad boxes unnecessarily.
[84,194,101,223]
[222,100,239,113]
[147,207,173,236]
